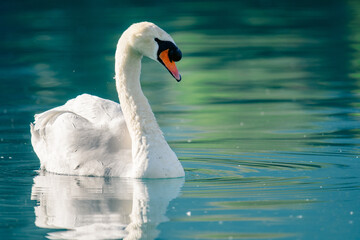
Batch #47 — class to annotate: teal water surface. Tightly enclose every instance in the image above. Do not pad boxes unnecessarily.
[1,0,360,239]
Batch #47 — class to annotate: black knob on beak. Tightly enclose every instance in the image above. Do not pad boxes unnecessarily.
[169,47,182,62]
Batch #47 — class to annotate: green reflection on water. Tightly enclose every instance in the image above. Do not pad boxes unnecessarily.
[210,199,318,210]
[187,232,295,240]
[175,214,281,222]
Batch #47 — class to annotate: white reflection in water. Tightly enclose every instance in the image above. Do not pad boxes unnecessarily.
[31,173,184,240]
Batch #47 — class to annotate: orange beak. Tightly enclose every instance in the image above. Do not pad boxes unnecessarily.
[159,49,181,82]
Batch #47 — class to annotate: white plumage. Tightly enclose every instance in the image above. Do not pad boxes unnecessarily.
[30,22,185,178]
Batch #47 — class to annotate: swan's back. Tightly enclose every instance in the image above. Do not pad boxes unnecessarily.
[61,94,122,124]
[31,94,132,176]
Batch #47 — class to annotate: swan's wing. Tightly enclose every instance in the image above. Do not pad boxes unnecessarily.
[63,94,123,124]
[31,110,97,172]
[32,94,125,132]
[31,94,132,176]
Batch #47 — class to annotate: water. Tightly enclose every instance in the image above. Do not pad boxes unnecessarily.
[1,0,359,239]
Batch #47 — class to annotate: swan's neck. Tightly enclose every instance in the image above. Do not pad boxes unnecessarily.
[115,38,170,176]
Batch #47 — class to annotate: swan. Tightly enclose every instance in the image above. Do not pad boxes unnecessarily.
[30,22,185,178]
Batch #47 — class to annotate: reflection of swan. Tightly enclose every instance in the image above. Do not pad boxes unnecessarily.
[31,173,184,239]
[30,22,184,178]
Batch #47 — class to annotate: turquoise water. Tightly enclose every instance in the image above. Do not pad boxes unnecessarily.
[1,0,360,239]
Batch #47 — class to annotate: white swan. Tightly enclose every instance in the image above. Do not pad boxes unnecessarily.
[30,22,185,178]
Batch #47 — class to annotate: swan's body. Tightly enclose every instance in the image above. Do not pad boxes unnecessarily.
[30,22,185,178]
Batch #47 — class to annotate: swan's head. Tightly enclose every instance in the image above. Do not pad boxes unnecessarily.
[126,22,182,82]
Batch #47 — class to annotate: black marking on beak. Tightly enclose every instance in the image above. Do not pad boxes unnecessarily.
[155,38,182,62]
[155,38,182,81]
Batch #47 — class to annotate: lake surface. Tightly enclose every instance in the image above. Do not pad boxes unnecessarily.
[1,0,360,239]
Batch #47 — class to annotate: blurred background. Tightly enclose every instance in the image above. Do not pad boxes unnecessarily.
[0,0,359,239]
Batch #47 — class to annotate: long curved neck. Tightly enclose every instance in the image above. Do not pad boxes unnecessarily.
[112,30,184,178]
[114,37,165,157]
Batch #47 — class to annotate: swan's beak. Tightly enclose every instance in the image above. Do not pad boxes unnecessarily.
[159,49,182,82]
